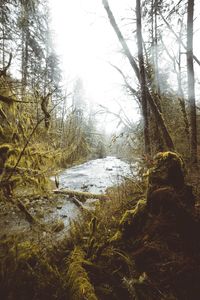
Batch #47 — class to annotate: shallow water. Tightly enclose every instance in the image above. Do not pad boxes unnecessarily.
[57,156,134,193]
[49,156,135,227]
[1,157,136,237]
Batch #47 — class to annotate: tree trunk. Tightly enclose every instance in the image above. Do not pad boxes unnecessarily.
[187,0,197,163]
[102,0,175,151]
[136,0,151,155]
[178,31,190,139]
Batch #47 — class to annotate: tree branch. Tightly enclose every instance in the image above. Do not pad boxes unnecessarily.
[158,8,200,67]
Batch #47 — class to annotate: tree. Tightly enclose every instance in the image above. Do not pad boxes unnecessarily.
[136,0,151,155]
[102,0,175,151]
[187,0,197,163]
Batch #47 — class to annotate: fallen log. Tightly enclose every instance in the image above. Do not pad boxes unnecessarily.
[72,196,85,209]
[53,188,109,202]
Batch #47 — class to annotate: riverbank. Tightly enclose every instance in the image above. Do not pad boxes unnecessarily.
[0,173,144,298]
[1,153,200,300]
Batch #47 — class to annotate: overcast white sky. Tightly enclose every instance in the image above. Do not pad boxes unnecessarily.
[48,0,140,133]
[48,0,200,132]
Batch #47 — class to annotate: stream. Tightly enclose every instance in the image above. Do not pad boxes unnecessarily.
[48,156,135,228]
[57,156,134,193]
[1,157,135,236]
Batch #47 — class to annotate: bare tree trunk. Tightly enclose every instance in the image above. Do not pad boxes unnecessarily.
[102,0,175,150]
[154,0,160,95]
[150,0,163,152]
[178,26,190,139]
[136,0,151,155]
[187,0,197,163]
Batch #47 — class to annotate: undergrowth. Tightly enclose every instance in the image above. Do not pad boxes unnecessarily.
[0,177,145,300]
[1,160,200,300]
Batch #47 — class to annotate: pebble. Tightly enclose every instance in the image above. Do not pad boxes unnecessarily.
[61,214,68,218]
[57,205,62,209]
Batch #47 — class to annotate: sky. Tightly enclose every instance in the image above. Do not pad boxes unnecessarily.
[48,0,140,133]
[48,0,200,133]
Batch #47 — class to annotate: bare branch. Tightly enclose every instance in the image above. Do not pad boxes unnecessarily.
[158,8,200,67]
[108,62,140,102]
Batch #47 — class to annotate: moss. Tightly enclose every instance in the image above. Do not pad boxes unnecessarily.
[66,247,98,300]
[0,143,11,155]
[148,151,185,189]
[111,199,147,241]
[110,230,122,242]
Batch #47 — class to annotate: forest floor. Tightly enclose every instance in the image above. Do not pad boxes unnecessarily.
[1,155,200,300]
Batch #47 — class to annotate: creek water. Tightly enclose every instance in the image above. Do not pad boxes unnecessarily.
[58,156,134,193]
[1,157,136,237]
[50,156,135,228]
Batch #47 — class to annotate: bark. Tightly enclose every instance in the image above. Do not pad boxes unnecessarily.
[102,0,175,150]
[136,0,151,155]
[187,0,197,163]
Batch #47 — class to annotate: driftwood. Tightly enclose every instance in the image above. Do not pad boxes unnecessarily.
[53,189,109,202]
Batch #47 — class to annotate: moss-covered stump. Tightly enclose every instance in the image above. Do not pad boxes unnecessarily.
[111,152,200,299]
[147,151,195,210]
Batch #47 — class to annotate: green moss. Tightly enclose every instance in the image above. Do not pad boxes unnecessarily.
[66,247,98,300]
[110,230,122,242]
[111,199,147,241]
[0,144,11,155]
[148,151,185,189]
[154,151,184,168]
[120,199,146,226]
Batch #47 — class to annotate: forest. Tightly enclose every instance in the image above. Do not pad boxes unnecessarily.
[0,0,200,299]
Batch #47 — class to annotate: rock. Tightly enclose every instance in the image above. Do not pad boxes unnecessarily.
[61,214,68,218]
[56,205,62,209]
[106,168,113,171]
